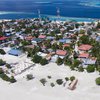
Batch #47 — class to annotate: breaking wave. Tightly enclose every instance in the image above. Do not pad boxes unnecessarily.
[80,1,100,8]
[0,11,34,15]
[34,2,51,4]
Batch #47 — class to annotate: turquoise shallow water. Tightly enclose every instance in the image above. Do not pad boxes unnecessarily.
[47,15,95,22]
[0,12,95,22]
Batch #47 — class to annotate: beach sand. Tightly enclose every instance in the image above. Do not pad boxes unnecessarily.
[0,60,100,100]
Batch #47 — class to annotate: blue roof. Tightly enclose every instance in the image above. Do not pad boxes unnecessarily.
[59,39,71,43]
[96,36,100,42]
[46,36,55,40]
[32,38,43,43]
[8,49,22,56]
[83,58,96,65]
[16,32,22,35]
[59,39,66,43]
[5,33,11,36]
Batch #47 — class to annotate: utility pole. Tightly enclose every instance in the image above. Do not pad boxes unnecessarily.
[57,8,60,20]
[37,9,41,22]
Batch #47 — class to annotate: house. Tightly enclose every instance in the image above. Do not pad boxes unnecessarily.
[25,36,34,41]
[31,38,44,44]
[63,43,70,49]
[38,35,46,39]
[0,36,8,44]
[83,58,97,65]
[25,45,35,49]
[78,44,92,53]
[78,53,89,59]
[59,39,72,44]
[37,52,47,58]
[51,55,58,62]
[46,36,55,40]
[96,36,100,42]
[56,50,67,59]
[8,49,23,56]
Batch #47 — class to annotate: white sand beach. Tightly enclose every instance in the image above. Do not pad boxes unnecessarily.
[0,62,100,100]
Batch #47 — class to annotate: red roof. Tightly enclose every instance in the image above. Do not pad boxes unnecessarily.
[0,36,7,41]
[38,35,46,39]
[56,50,67,56]
[63,43,70,48]
[79,53,89,58]
[78,44,92,51]
[25,45,35,49]
[25,36,34,40]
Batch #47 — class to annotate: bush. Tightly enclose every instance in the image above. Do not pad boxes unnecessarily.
[0,73,11,82]
[0,59,6,66]
[6,64,12,69]
[72,59,81,68]
[32,54,42,63]
[64,58,72,66]
[65,77,69,81]
[78,66,84,72]
[40,58,48,65]
[47,76,52,79]
[56,79,63,85]
[95,77,100,85]
[0,49,6,55]
[10,76,16,83]
[26,74,34,80]
[0,68,4,74]
[50,83,55,87]
[56,57,63,65]
[86,65,95,73]
[70,76,75,81]
[70,66,75,70]
[40,78,47,86]
[0,71,16,83]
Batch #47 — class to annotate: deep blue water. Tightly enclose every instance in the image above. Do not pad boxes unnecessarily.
[0,0,100,21]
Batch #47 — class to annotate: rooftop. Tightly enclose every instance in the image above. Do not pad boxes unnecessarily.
[0,36,8,41]
[56,50,67,56]
[78,44,92,51]
[79,53,89,58]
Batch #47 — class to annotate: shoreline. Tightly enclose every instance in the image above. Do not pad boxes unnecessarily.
[0,11,99,22]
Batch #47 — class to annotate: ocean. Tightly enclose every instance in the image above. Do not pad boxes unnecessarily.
[0,0,100,21]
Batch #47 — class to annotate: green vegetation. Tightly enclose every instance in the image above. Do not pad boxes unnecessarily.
[65,77,69,81]
[79,35,90,44]
[0,68,16,83]
[71,59,81,70]
[95,77,100,85]
[86,65,95,73]
[26,74,34,80]
[10,76,17,83]
[96,22,100,29]
[0,49,6,55]
[40,58,48,65]
[6,64,12,69]
[70,76,75,81]
[0,59,6,66]
[50,83,55,87]
[40,78,47,86]
[47,76,52,79]
[64,57,72,66]
[78,66,84,72]
[56,57,63,65]
[27,46,40,57]
[56,79,63,85]
[32,54,42,63]
[0,68,4,74]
